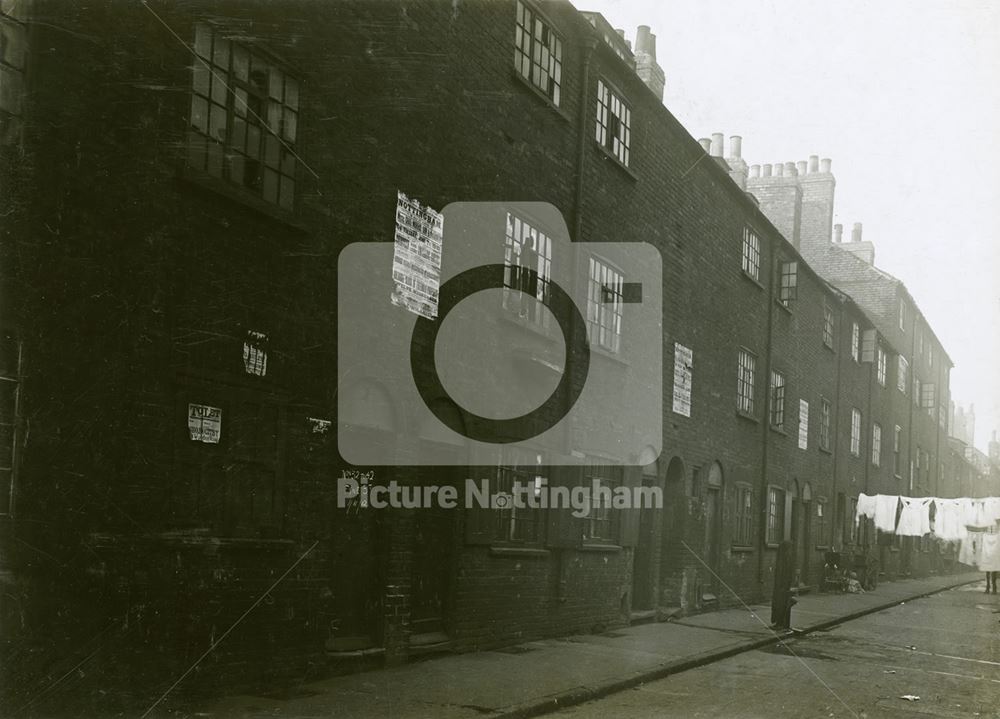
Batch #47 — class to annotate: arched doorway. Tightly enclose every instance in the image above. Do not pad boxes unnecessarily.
[410,399,465,641]
[704,462,724,582]
[659,456,686,607]
[798,482,813,585]
[631,450,660,611]
[332,379,397,649]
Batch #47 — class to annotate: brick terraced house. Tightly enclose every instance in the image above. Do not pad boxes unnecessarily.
[0,0,961,712]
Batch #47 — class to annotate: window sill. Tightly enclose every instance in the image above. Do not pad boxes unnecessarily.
[770,425,787,436]
[765,542,780,550]
[490,546,550,558]
[775,300,793,315]
[498,311,561,345]
[736,410,759,424]
[822,342,835,352]
[510,70,572,123]
[593,142,638,182]
[819,446,832,455]
[178,165,305,232]
[731,545,754,553]
[580,543,622,553]
[590,343,630,367]
[741,271,765,290]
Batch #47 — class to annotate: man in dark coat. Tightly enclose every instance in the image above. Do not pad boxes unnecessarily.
[771,540,797,630]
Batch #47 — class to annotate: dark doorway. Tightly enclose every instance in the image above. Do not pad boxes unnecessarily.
[704,462,724,580]
[632,457,660,610]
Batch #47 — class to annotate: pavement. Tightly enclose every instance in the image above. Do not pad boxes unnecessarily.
[190,572,983,719]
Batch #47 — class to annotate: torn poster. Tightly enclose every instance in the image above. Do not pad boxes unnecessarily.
[391,191,443,319]
[672,343,692,417]
[243,330,268,377]
[188,403,221,443]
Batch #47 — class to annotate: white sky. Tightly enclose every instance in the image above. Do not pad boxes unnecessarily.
[580,0,1000,452]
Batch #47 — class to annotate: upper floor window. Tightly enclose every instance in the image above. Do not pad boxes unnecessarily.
[897,355,908,394]
[741,227,761,281]
[850,408,862,456]
[514,1,562,106]
[778,261,797,307]
[595,80,630,166]
[893,425,902,476]
[188,23,299,209]
[503,212,553,327]
[928,346,934,368]
[737,348,756,416]
[850,322,860,362]
[876,347,887,386]
[913,376,921,407]
[587,256,624,353]
[819,397,831,451]
[872,423,882,467]
[769,370,786,430]
[822,303,835,348]
[898,299,907,331]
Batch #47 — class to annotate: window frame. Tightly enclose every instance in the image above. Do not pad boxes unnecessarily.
[586,254,625,354]
[595,78,631,167]
[513,0,564,107]
[850,322,860,362]
[893,424,902,477]
[850,407,862,456]
[741,226,761,282]
[491,458,547,546]
[502,211,555,327]
[766,485,786,547]
[778,260,798,307]
[188,22,300,209]
[819,397,832,452]
[733,484,754,548]
[897,355,908,394]
[582,458,624,544]
[769,370,786,431]
[822,303,835,348]
[872,423,882,467]
[736,348,757,417]
[876,347,887,386]
[815,498,829,549]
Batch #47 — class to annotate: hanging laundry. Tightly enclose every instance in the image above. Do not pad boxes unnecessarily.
[856,493,877,527]
[932,499,967,542]
[980,532,1000,573]
[874,494,899,533]
[984,498,1000,524]
[959,530,985,568]
[897,497,932,537]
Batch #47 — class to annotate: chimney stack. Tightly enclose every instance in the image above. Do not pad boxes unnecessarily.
[834,223,843,243]
[710,133,724,157]
[633,25,666,102]
[851,222,863,243]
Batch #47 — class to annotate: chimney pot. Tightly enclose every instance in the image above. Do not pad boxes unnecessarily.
[616,28,625,38]
[796,160,807,175]
[729,135,742,159]
[833,223,843,243]
[750,164,760,178]
[710,132,724,157]
[775,163,784,177]
[763,163,772,177]
[808,155,819,173]
[851,222,863,243]
[636,25,653,55]
[698,138,711,153]
[820,158,832,173]
[784,161,797,176]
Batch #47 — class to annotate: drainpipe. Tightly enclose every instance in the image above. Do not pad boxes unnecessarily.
[756,241,777,585]
[573,37,597,242]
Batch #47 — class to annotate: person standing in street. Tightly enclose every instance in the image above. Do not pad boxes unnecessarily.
[771,540,797,631]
